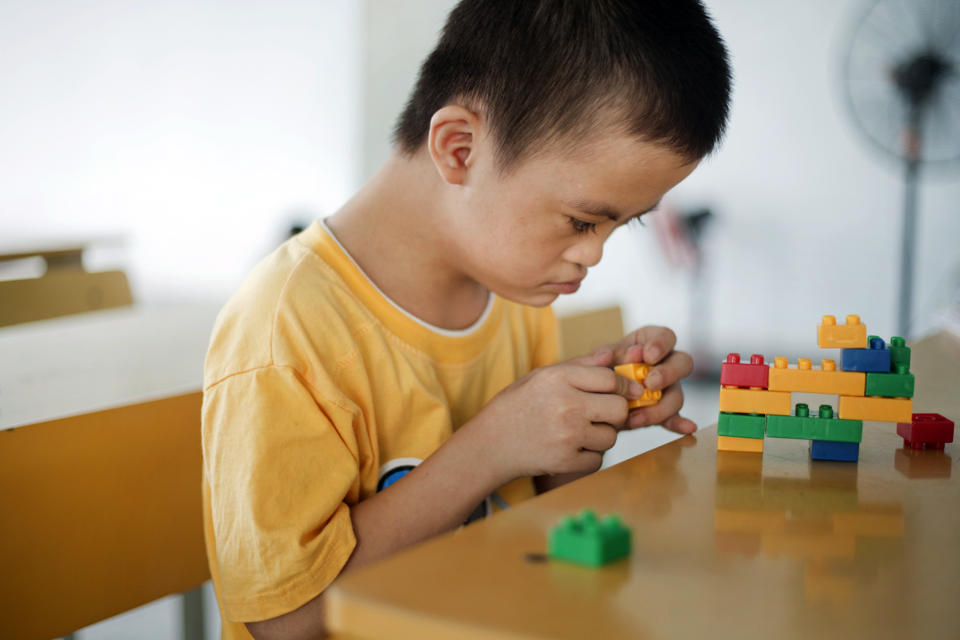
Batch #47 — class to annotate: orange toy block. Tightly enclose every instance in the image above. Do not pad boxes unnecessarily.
[717,435,764,453]
[838,396,912,423]
[767,357,865,396]
[614,363,661,408]
[718,387,791,416]
[818,314,867,349]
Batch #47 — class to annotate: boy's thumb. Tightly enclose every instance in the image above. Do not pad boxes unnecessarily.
[588,347,615,365]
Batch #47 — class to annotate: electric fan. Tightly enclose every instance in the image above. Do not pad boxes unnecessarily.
[842,0,960,338]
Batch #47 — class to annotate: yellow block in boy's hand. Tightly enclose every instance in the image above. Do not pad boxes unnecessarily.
[614,363,662,408]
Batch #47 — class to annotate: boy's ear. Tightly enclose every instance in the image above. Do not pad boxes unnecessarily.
[427,105,480,185]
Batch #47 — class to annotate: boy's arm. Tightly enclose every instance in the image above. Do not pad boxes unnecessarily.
[245,419,507,640]
[246,352,636,640]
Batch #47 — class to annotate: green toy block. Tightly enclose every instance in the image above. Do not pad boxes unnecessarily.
[718,412,765,439]
[765,403,862,443]
[865,365,915,398]
[548,510,631,567]
[888,336,911,372]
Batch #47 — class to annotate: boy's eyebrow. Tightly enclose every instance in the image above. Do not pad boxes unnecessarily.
[566,198,662,221]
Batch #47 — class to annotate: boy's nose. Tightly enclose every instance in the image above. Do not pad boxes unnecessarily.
[567,236,604,268]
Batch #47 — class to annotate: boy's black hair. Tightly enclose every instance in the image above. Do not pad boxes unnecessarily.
[393,0,732,170]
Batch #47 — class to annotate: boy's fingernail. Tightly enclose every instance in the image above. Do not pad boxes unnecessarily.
[630,380,645,397]
[645,346,661,362]
[645,371,662,390]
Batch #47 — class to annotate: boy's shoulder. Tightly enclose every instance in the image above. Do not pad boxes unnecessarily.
[203,221,373,389]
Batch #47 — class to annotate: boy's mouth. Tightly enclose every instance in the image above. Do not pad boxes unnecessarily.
[547,279,582,294]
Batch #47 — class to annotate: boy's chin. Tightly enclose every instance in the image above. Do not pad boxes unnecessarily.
[497,288,559,307]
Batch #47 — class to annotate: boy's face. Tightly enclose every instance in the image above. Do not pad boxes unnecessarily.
[448,129,699,307]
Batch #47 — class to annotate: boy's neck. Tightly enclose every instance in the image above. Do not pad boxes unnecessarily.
[326,153,490,332]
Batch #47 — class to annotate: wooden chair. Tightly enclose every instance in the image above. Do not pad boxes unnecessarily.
[0,241,133,328]
[0,393,210,639]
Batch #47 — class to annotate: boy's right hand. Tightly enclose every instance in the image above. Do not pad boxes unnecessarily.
[466,349,642,481]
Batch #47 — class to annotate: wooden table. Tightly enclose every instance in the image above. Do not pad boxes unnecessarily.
[0,303,220,639]
[326,332,960,640]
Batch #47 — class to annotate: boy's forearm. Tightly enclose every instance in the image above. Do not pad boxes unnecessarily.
[341,418,508,573]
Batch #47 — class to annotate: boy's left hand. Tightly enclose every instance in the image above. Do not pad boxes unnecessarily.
[596,326,697,434]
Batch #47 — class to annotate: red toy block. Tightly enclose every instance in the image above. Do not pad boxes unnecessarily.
[720,353,769,389]
[896,413,955,450]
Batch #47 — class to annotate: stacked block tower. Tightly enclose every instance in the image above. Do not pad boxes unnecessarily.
[717,314,915,462]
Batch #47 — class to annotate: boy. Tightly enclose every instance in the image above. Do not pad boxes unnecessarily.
[201,1,731,638]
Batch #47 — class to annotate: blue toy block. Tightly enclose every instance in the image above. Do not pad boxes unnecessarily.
[810,439,859,462]
[841,335,891,373]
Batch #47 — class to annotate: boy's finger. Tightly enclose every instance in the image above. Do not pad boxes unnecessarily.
[570,450,604,474]
[584,393,630,426]
[643,350,694,391]
[566,348,615,368]
[581,422,618,452]
[564,365,643,397]
[613,326,678,365]
[634,326,678,364]
[662,414,698,434]
[623,384,684,428]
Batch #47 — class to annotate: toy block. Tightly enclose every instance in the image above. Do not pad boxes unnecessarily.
[767,356,865,396]
[888,336,911,371]
[717,412,765,439]
[810,440,859,462]
[818,314,867,349]
[864,365,914,398]
[838,396,912,423]
[765,403,862,443]
[718,387,790,416]
[548,510,631,566]
[614,363,662,408]
[896,413,954,450]
[717,435,764,453]
[720,353,769,388]
[840,336,891,373]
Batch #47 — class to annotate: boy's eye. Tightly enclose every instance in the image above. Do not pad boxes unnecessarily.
[569,217,597,235]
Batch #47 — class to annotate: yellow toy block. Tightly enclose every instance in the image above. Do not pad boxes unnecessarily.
[718,387,790,416]
[767,357,865,396]
[838,396,912,423]
[717,435,764,453]
[818,314,867,349]
[614,362,661,408]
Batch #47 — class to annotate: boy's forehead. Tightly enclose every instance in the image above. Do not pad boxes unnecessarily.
[517,133,700,202]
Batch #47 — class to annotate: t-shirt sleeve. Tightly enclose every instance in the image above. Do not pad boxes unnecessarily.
[202,364,359,622]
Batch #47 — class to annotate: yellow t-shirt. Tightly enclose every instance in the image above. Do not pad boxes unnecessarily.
[201,219,557,637]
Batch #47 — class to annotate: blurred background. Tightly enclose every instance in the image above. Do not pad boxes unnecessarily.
[1,0,958,638]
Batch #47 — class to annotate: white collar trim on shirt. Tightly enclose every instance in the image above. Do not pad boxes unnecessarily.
[320,218,494,338]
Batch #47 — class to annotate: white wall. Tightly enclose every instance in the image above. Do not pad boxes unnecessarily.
[361,0,458,181]
[0,0,362,302]
[358,0,960,356]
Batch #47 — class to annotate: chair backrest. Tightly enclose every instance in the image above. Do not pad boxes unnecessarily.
[0,393,210,639]
[557,306,625,360]
[0,243,133,327]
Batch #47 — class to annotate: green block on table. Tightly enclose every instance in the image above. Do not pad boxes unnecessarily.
[765,403,862,443]
[888,336,911,372]
[718,412,765,439]
[548,510,631,567]
[864,369,914,398]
